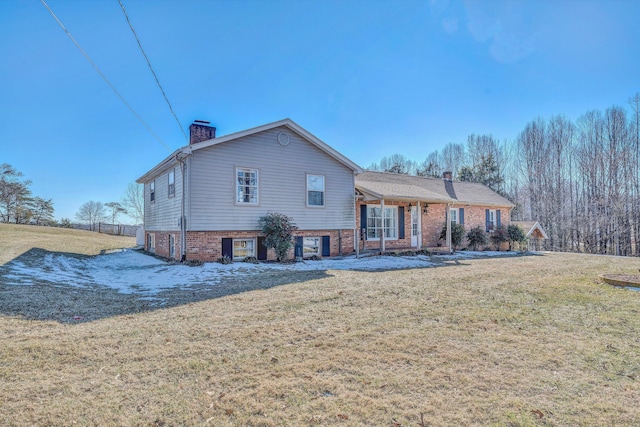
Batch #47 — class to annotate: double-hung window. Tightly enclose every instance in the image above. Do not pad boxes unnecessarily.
[168,169,175,197]
[307,174,325,207]
[366,205,398,240]
[236,168,258,204]
[487,209,496,231]
[450,208,458,225]
[150,180,155,203]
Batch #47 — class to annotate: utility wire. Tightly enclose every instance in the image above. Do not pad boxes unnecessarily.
[40,0,172,152]
[118,0,188,143]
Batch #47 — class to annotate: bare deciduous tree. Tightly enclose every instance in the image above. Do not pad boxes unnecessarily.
[75,201,107,231]
[122,183,144,224]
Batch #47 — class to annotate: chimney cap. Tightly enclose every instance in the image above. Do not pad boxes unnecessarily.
[193,120,211,125]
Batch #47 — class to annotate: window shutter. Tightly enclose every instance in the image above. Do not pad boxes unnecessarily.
[360,204,367,232]
[322,236,330,257]
[496,210,501,228]
[485,209,490,232]
[295,236,304,259]
[257,237,267,260]
[459,208,465,225]
[398,206,405,239]
[222,238,233,258]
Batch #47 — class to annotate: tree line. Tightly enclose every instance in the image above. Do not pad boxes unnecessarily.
[368,93,640,256]
[0,163,54,225]
[0,163,144,230]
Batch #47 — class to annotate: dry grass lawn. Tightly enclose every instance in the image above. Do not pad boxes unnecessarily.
[1,225,640,426]
[0,223,136,265]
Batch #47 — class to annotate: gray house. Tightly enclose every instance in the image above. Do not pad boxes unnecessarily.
[136,119,363,262]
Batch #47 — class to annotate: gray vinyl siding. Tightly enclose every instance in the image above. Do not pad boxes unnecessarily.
[143,165,182,231]
[187,126,355,231]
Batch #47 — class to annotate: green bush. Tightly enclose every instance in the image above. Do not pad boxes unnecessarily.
[258,212,298,262]
[466,226,488,251]
[490,225,509,251]
[217,255,232,264]
[439,223,466,251]
[507,224,527,251]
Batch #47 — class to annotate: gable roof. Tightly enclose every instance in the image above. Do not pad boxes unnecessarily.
[356,171,515,207]
[512,221,549,239]
[137,118,362,183]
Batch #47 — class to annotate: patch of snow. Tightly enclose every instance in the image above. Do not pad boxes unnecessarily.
[2,249,522,296]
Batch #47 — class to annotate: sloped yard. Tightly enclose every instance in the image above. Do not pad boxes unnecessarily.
[1,224,639,426]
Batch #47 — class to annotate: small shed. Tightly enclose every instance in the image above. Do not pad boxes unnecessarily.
[512,221,548,251]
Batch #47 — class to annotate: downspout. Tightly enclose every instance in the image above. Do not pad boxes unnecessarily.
[175,149,192,262]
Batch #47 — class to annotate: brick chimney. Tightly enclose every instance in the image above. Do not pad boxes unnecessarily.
[442,171,453,181]
[189,120,216,144]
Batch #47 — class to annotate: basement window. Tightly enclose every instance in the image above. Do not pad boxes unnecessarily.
[233,238,256,260]
[303,237,321,257]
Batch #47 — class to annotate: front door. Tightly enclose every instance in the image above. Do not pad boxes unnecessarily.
[411,205,419,247]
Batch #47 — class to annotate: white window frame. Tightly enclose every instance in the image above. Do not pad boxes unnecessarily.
[168,169,175,198]
[150,180,155,203]
[303,237,321,257]
[147,233,155,253]
[232,238,256,260]
[306,174,325,207]
[169,234,175,258]
[488,209,496,232]
[366,205,398,240]
[236,167,258,205]
[450,208,458,225]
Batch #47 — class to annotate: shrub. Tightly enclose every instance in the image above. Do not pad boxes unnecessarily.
[243,256,258,264]
[466,226,488,251]
[217,255,232,264]
[490,225,509,250]
[507,224,527,251]
[258,212,298,262]
[439,222,466,251]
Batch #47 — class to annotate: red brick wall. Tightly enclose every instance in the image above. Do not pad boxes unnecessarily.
[184,229,355,262]
[145,231,181,260]
[356,201,512,250]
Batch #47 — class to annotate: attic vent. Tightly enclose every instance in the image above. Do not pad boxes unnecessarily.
[277,131,290,146]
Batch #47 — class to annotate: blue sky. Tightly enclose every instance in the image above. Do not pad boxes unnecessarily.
[1,0,639,221]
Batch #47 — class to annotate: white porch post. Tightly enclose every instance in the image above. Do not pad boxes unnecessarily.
[417,201,422,250]
[380,199,385,253]
[446,204,452,253]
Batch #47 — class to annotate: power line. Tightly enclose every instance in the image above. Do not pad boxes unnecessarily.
[40,0,172,152]
[118,0,188,143]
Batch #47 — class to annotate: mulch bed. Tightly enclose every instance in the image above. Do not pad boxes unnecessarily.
[600,274,640,287]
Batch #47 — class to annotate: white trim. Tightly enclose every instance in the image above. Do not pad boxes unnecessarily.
[137,119,362,184]
[168,168,175,198]
[235,167,259,205]
[232,238,256,260]
[306,174,325,207]
[302,237,321,257]
[365,204,398,242]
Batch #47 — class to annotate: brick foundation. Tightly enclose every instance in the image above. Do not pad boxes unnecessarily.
[145,230,181,260]
[183,229,355,263]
